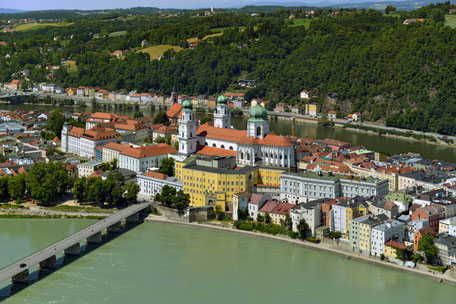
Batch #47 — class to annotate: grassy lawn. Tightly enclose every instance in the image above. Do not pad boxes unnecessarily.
[137,45,183,59]
[186,32,222,43]
[109,30,127,37]
[14,22,70,31]
[445,15,456,28]
[63,60,78,72]
[385,13,401,18]
[44,205,117,213]
[288,18,312,29]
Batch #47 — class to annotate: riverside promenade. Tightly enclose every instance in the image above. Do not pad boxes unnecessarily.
[0,202,151,285]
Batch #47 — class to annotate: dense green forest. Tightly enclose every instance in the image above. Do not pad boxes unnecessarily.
[1,3,456,134]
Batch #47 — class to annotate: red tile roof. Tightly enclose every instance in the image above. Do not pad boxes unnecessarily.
[196,145,236,157]
[103,142,131,152]
[270,201,294,215]
[120,143,177,158]
[166,103,182,118]
[385,241,407,250]
[197,123,292,147]
[144,171,168,180]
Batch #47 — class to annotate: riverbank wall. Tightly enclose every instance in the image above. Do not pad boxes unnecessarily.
[145,215,456,286]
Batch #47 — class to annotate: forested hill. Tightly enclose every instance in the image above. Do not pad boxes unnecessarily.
[1,3,456,134]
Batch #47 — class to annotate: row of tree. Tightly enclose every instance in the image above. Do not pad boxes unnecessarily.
[0,162,72,204]
[73,172,140,207]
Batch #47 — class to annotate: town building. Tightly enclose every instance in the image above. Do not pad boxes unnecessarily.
[61,124,120,158]
[331,197,369,235]
[102,142,133,163]
[434,235,456,266]
[291,198,323,236]
[370,219,404,257]
[85,112,120,129]
[137,171,182,199]
[384,241,407,260]
[175,156,253,212]
[118,143,177,173]
[280,171,388,204]
[247,193,270,220]
[259,200,294,225]
[77,160,103,178]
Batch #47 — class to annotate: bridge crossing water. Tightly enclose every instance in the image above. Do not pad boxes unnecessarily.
[0,203,151,285]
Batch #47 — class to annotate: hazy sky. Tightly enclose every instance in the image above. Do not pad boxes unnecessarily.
[5,0,271,10]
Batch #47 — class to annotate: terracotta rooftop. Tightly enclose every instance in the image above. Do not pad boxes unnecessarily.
[166,103,182,118]
[120,143,177,158]
[144,171,168,180]
[385,240,407,250]
[196,145,236,157]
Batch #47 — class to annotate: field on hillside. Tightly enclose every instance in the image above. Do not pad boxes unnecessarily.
[109,31,127,37]
[288,18,312,29]
[63,60,78,72]
[445,15,456,28]
[137,45,183,59]
[14,22,70,31]
[186,32,222,43]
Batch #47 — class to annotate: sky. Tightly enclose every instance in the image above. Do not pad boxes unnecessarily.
[4,0,257,10]
[2,0,367,11]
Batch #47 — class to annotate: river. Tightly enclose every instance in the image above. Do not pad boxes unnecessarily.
[0,219,455,303]
[2,103,456,161]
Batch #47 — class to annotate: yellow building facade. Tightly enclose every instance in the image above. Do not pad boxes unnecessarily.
[177,157,253,212]
[254,167,285,187]
[359,222,373,253]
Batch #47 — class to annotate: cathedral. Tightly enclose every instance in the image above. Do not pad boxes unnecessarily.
[178,95,295,168]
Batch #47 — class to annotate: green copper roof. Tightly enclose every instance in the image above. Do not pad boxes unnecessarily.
[182,99,192,110]
[249,104,267,121]
[217,95,228,105]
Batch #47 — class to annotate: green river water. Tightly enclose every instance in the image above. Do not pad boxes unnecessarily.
[1,219,456,303]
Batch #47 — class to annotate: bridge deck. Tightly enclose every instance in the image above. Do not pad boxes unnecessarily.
[0,203,150,283]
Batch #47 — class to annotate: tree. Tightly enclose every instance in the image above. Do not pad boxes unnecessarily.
[265,212,272,224]
[27,162,72,204]
[87,178,105,204]
[200,116,213,124]
[159,157,175,176]
[172,190,190,212]
[0,176,9,200]
[256,213,265,223]
[418,234,438,263]
[297,218,310,240]
[46,111,66,139]
[384,5,396,14]
[73,177,87,203]
[396,248,412,262]
[123,181,140,206]
[429,8,445,23]
[153,111,169,125]
[103,172,125,206]
[283,213,293,231]
[8,174,26,203]
[133,110,143,118]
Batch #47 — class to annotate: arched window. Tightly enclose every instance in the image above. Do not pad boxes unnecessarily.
[212,143,216,147]
[229,146,233,150]
[181,144,184,149]
[190,132,192,137]
[221,145,225,149]
[280,155,282,160]
[241,152,244,159]
[205,142,208,146]
[247,154,250,161]
[256,126,261,137]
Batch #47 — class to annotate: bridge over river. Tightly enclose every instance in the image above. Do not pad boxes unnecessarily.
[0,202,151,285]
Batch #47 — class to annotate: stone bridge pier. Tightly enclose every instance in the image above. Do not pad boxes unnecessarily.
[87,232,103,244]
[64,243,80,256]
[11,270,29,285]
[39,255,56,270]
[107,221,124,233]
